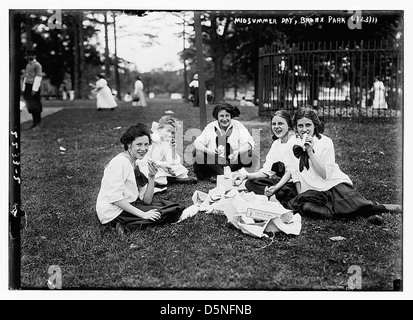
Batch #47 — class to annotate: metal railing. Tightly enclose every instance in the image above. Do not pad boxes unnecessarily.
[258,40,403,118]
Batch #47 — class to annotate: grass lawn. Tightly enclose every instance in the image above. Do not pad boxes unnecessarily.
[18,98,403,291]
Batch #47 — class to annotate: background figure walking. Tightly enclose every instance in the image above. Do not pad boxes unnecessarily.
[132,75,147,107]
[90,73,118,111]
[21,49,43,129]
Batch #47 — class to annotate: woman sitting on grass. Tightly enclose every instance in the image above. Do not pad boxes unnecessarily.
[193,102,255,181]
[138,115,197,187]
[96,124,184,235]
[286,107,402,222]
[232,109,297,208]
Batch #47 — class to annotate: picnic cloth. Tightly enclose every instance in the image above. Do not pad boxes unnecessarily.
[177,172,302,238]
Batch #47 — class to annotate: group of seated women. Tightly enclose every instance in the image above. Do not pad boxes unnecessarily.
[96,102,402,235]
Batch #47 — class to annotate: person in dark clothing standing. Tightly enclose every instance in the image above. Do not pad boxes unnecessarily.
[22,49,43,129]
[189,74,199,107]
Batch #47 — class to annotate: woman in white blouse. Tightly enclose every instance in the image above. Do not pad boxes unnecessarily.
[232,110,298,207]
[96,124,184,235]
[193,102,255,181]
[287,108,401,220]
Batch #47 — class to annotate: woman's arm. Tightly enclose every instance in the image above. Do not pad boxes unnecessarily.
[194,142,216,156]
[194,126,216,156]
[142,160,158,204]
[294,181,302,194]
[232,170,267,186]
[265,171,292,197]
[238,141,252,154]
[113,199,160,221]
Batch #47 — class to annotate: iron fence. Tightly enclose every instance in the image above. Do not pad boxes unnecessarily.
[258,40,403,118]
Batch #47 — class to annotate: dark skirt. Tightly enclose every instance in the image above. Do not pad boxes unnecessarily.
[245,177,298,208]
[193,148,252,180]
[110,199,184,232]
[287,183,386,218]
[24,83,43,113]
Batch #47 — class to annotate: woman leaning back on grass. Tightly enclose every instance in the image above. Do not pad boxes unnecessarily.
[96,124,184,235]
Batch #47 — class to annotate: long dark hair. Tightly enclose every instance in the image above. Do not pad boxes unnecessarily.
[271,109,294,140]
[120,124,152,150]
[292,107,324,139]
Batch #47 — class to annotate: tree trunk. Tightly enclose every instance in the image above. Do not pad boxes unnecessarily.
[183,19,189,102]
[253,25,262,106]
[213,47,225,102]
[183,60,189,102]
[78,13,87,99]
[73,15,81,99]
[209,14,225,102]
[104,12,111,79]
[113,12,121,100]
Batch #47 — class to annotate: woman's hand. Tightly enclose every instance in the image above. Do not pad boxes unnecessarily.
[232,172,247,186]
[147,160,158,177]
[228,150,239,162]
[304,135,315,153]
[264,186,276,197]
[143,209,161,221]
[215,146,227,162]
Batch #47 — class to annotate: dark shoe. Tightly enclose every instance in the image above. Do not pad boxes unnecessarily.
[111,108,115,111]
[97,108,102,111]
[301,202,333,219]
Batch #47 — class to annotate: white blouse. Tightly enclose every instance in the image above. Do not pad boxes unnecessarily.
[260,137,295,178]
[148,129,182,165]
[194,119,254,152]
[288,134,353,193]
[96,154,147,224]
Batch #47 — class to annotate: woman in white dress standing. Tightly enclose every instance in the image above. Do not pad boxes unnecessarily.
[370,76,388,109]
[91,74,118,111]
[132,75,147,107]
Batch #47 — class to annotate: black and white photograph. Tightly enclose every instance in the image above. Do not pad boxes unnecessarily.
[4,0,411,302]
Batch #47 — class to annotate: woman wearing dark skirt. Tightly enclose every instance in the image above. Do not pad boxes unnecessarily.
[96,124,184,235]
[286,108,401,220]
[232,110,297,208]
[193,102,255,181]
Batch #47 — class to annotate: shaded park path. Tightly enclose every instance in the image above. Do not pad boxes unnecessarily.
[20,106,63,123]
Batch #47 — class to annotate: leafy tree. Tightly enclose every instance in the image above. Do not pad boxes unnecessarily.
[16,10,103,98]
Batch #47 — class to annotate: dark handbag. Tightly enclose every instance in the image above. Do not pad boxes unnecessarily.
[132,94,140,102]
